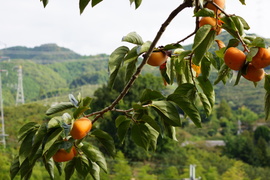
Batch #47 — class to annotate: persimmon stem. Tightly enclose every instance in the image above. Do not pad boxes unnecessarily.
[88,0,194,124]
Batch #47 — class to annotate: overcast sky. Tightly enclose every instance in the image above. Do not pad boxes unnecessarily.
[0,0,269,55]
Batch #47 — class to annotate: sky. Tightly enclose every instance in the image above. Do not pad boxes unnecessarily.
[0,0,269,55]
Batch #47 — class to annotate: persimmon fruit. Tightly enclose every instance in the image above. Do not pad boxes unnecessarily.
[224,47,246,70]
[242,63,265,82]
[147,51,168,66]
[251,47,270,69]
[199,17,223,35]
[70,117,92,140]
[53,146,77,162]
[205,0,226,14]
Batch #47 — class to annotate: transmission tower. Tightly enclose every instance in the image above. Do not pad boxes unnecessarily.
[0,69,8,148]
[15,66,25,106]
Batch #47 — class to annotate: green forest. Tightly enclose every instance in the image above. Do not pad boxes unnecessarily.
[1,32,270,179]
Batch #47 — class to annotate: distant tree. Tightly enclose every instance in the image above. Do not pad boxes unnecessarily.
[216,99,233,120]
[111,151,132,180]
[221,161,249,180]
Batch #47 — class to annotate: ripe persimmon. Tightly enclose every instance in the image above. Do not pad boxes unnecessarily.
[147,51,168,66]
[70,117,92,140]
[251,47,270,69]
[224,47,246,70]
[53,146,77,162]
[205,0,226,15]
[242,63,265,82]
[199,17,223,35]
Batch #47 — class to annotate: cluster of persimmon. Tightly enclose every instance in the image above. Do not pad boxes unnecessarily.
[147,0,225,69]
[224,47,270,82]
[199,0,225,35]
[52,117,92,162]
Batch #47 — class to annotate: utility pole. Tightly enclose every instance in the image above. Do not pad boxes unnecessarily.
[15,65,25,106]
[0,69,8,148]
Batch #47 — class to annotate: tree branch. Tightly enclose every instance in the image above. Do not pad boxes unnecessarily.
[88,0,194,123]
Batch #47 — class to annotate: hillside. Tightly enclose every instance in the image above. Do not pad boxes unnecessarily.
[0,43,82,63]
[0,32,269,113]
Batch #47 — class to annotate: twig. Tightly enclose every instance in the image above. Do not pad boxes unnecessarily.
[88,0,194,124]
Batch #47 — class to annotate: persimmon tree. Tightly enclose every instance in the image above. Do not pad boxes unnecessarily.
[10,0,270,179]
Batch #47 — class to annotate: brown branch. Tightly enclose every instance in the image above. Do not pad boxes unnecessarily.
[88,0,194,124]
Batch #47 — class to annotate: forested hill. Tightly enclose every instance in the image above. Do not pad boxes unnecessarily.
[0,43,82,63]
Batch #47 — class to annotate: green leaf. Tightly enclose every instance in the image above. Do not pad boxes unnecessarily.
[79,0,91,14]
[73,106,90,119]
[193,8,215,17]
[163,43,182,50]
[124,46,139,63]
[145,123,159,150]
[19,131,36,164]
[250,37,266,48]
[234,69,242,86]
[201,56,211,79]
[47,116,62,129]
[122,32,144,45]
[192,24,212,51]
[89,160,100,180]
[131,123,150,150]
[197,76,215,108]
[115,115,127,128]
[116,117,131,144]
[44,157,54,179]
[18,122,38,142]
[75,156,89,179]
[167,94,202,128]
[141,114,161,134]
[137,41,151,54]
[43,128,63,155]
[151,101,182,127]
[231,16,245,36]
[10,156,20,180]
[173,83,196,102]
[239,0,246,5]
[130,0,142,9]
[264,74,270,93]
[265,92,270,121]
[46,102,74,116]
[81,143,107,173]
[82,96,92,107]
[246,47,259,62]
[20,158,32,180]
[125,58,137,84]
[214,63,231,85]
[227,39,240,48]
[108,46,129,88]
[45,141,62,161]
[237,16,250,30]
[91,129,116,157]
[163,123,177,141]
[264,75,270,120]
[55,162,63,176]
[193,29,216,65]
[42,0,49,7]
[29,123,47,162]
[92,0,102,7]
[64,158,76,180]
[140,89,165,103]
[198,93,212,116]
